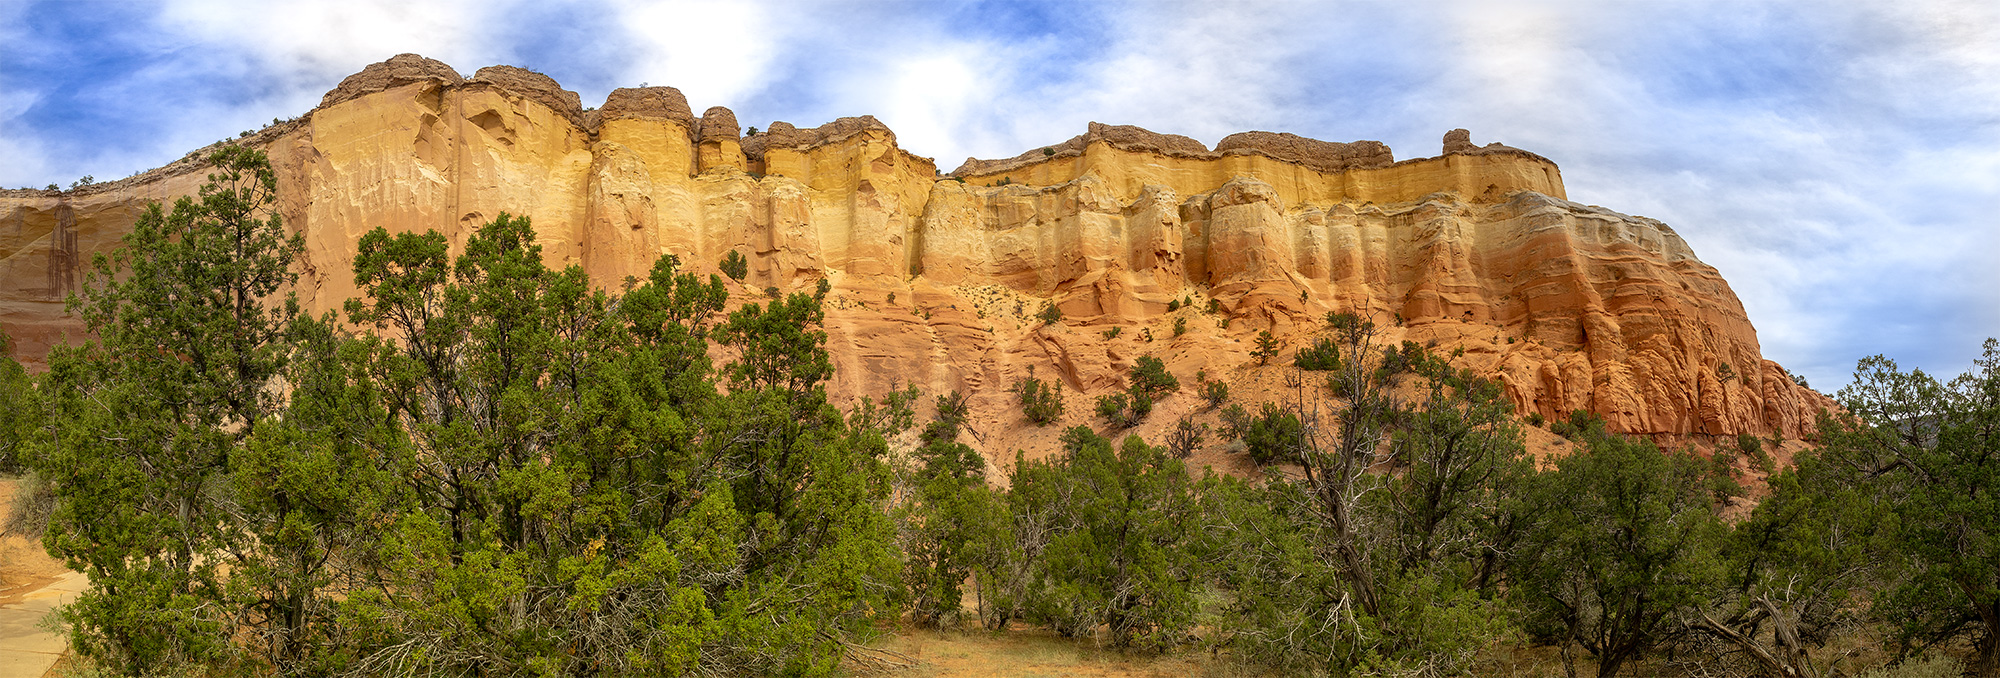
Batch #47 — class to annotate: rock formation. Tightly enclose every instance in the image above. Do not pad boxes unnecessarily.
[0,55,1836,461]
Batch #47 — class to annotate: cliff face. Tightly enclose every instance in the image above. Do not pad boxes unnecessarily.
[0,54,1834,448]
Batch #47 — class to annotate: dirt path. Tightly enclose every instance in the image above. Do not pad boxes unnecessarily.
[0,572,82,677]
[0,479,79,678]
[859,628,1220,678]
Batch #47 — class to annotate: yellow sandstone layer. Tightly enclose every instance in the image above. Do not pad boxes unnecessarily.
[0,54,1833,450]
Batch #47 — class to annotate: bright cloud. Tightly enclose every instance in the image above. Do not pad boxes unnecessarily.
[612,0,783,112]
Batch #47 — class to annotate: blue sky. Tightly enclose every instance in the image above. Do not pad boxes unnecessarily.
[2,0,1995,390]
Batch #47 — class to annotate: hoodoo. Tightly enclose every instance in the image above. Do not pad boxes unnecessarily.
[0,54,1832,454]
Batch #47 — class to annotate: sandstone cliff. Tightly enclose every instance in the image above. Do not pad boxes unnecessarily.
[0,54,1834,458]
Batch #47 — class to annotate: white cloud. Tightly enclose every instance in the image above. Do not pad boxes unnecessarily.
[1400,0,2000,386]
[863,48,1013,168]
[0,88,48,188]
[612,0,783,113]
[155,0,495,81]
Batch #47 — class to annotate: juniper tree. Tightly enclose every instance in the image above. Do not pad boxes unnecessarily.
[36,146,303,675]
[0,333,32,474]
[1816,341,2000,675]
[1509,431,1725,678]
[1006,429,1201,649]
[901,392,1007,627]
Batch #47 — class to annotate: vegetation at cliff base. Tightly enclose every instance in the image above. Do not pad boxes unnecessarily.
[1,149,1997,678]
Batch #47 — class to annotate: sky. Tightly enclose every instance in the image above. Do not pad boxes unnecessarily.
[2,0,1995,390]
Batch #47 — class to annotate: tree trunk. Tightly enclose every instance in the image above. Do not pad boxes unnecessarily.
[1699,612,1795,678]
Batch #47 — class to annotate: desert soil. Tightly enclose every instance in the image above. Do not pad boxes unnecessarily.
[0,478,79,678]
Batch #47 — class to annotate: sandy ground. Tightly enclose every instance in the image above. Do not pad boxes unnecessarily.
[0,481,67,606]
[0,478,79,678]
[855,627,1220,678]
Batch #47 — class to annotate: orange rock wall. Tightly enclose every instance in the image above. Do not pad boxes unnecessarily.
[0,65,1833,447]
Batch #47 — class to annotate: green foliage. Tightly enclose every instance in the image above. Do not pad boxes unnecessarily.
[1091,357,1178,429]
[1172,316,1187,337]
[1738,431,1775,474]
[1037,302,1062,325]
[1375,340,1441,380]
[1241,403,1304,466]
[1251,330,1278,365]
[1165,415,1206,459]
[717,278,835,394]
[851,382,921,436]
[1509,430,1725,678]
[1014,367,1065,426]
[1550,408,1607,440]
[35,146,302,675]
[1095,393,1134,428]
[1293,336,1341,371]
[1325,311,1370,333]
[1128,356,1179,401]
[1384,362,1530,576]
[719,248,749,281]
[1692,442,1890,678]
[902,392,1008,628]
[1707,446,1746,504]
[1197,370,1228,409]
[1041,147,1054,157]
[36,182,898,675]
[0,333,34,474]
[1166,299,1180,312]
[1103,326,1121,339]
[1817,341,2000,671]
[1219,403,1251,440]
[1002,430,1202,649]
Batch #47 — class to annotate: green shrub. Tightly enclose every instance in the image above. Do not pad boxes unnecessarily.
[1737,432,1773,474]
[1252,330,1279,365]
[1294,337,1341,371]
[1096,393,1132,427]
[1242,403,1305,465]
[1014,367,1064,426]
[1198,371,1229,409]
[1219,403,1251,440]
[1002,430,1201,649]
[1129,356,1179,400]
[1038,302,1063,325]
[719,249,749,280]
[1166,415,1206,459]
[1549,409,1605,440]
